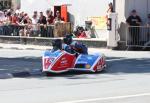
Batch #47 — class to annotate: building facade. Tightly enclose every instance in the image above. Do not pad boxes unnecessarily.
[0,0,20,10]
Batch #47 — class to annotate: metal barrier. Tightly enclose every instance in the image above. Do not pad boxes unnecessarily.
[126,26,150,47]
[0,22,72,38]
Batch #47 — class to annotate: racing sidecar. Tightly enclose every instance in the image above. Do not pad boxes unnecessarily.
[42,50,106,73]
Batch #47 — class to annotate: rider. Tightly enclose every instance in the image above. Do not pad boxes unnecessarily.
[63,34,88,54]
[51,39,62,52]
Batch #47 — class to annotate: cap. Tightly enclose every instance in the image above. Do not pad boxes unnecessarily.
[132,9,136,13]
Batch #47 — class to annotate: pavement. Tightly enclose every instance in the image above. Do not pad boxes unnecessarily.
[0,43,51,79]
[0,43,52,50]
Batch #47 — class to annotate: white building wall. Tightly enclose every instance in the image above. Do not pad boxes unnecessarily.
[20,0,110,26]
[20,0,51,17]
[52,0,109,26]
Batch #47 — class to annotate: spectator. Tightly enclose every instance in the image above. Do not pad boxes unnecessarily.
[19,18,32,37]
[107,2,114,14]
[33,11,38,18]
[18,12,25,23]
[46,10,54,37]
[38,12,47,37]
[106,2,114,28]
[0,11,5,24]
[0,11,5,35]
[11,13,20,36]
[38,12,47,24]
[21,13,29,24]
[4,11,13,36]
[126,10,142,45]
[11,13,19,25]
[5,11,12,24]
[54,10,64,23]
[143,14,150,48]
[146,14,150,41]
[46,10,54,24]
[146,14,150,26]
[31,14,39,36]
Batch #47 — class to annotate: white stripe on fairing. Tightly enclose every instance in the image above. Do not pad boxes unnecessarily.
[90,54,103,71]
[57,92,150,103]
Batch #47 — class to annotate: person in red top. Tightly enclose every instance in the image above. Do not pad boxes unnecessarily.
[46,10,54,24]
[11,13,19,25]
[11,13,20,36]
[46,10,54,37]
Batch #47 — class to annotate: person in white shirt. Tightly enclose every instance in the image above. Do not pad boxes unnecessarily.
[0,11,6,35]
[31,15,39,36]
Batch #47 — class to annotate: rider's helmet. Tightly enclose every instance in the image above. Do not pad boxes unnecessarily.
[63,34,73,45]
[52,39,62,50]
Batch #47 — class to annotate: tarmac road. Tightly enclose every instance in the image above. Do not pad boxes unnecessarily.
[0,48,150,103]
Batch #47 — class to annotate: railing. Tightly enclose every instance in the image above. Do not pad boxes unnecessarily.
[0,22,72,37]
[126,26,150,47]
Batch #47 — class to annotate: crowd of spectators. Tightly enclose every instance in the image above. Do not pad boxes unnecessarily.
[0,9,64,37]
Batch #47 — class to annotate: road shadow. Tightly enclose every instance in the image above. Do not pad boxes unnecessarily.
[0,57,41,75]
[0,56,150,79]
[106,57,150,74]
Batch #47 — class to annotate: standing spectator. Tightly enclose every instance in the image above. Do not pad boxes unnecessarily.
[146,14,150,42]
[11,13,20,36]
[46,10,54,24]
[38,12,47,24]
[11,13,19,25]
[31,14,39,36]
[5,11,12,24]
[38,12,47,37]
[106,2,114,29]
[33,11,38,18]
[126,10,142,45]
[46,10,54,37]
[21,13,29,24]
[54,11,64,23]
[0,11,5,23]
[4,11,12,36]
[0,11,5,35]
[146,14,150,26]
[143,14,150,48]
[107,2,114,13]
[19,18,32,37]
[18,12,25,23]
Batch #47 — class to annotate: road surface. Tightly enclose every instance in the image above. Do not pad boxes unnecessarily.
[0,48,150,103]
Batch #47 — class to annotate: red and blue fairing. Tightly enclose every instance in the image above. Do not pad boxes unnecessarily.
[42,50,106,73]
[42,50,76,73]
[73,54,106,72]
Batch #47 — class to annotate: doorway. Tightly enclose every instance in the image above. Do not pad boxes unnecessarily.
[54,5,68,22]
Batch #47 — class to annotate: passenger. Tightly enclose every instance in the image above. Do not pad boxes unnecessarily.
[51,39,62,52]
[63,34,88,54]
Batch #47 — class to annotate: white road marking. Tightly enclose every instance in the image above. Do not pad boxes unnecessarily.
[57,93,150,103]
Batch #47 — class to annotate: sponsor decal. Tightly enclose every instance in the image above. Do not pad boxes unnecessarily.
[96,58,105,70]
[44,57,54,69]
